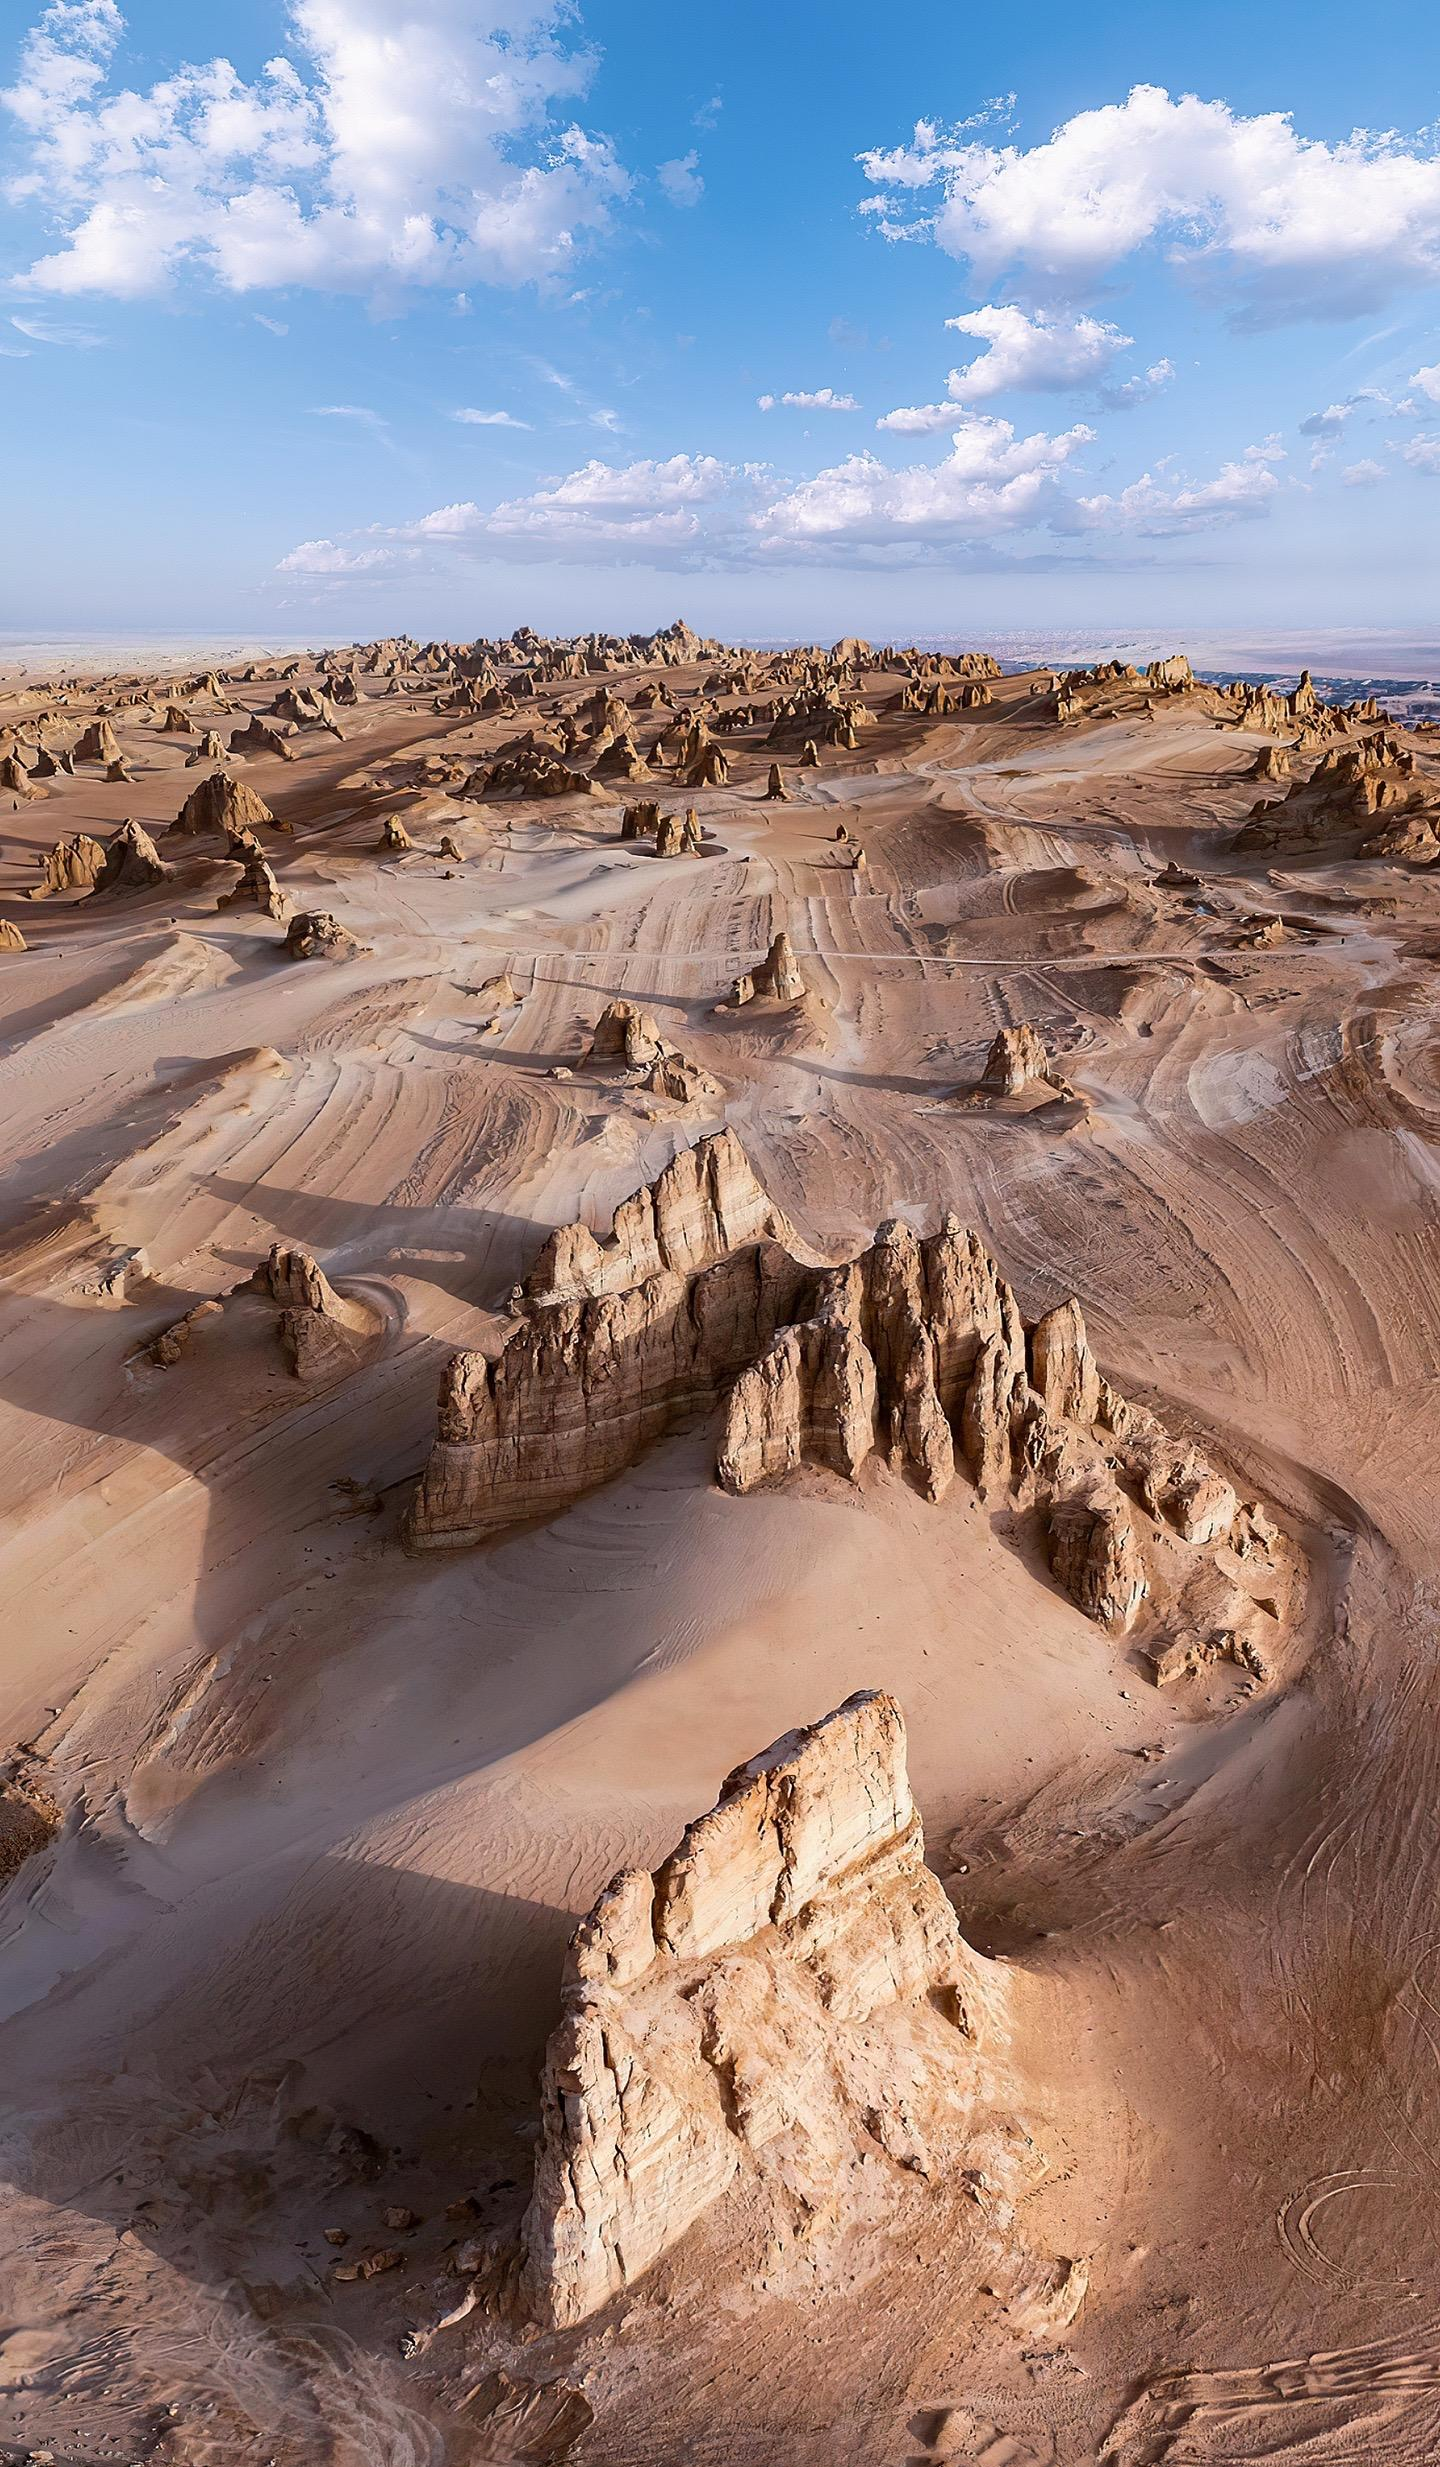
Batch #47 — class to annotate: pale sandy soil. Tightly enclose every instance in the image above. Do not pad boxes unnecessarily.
[2,651,1439,2466]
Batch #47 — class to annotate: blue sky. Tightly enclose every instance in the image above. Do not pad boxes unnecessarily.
[2,0,1439,643]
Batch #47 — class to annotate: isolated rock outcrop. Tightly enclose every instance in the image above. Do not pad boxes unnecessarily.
[95,820,171,893]
[977,1024,1067,1100]
[230,717,296,761]
[764,762,790,802]
[720,931,806,1010]
[583,1000,665,1069]
[378,815,413,851]
[408,1139,1293,1680]
[74,718,120,765]
[1,754,43,800]
[655,810,702,857]
[521,1690,998,2327]
[249,1244,377,1380]
[218,844,290,921]
[686,743,729,787]
[0,919,27,953]
[283,910,369,962]
[173,771,276,838]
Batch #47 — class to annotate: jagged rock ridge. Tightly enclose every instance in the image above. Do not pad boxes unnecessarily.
[407,1138,1294,1682]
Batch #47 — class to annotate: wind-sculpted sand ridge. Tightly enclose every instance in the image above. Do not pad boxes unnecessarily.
[1,623,1438,2465]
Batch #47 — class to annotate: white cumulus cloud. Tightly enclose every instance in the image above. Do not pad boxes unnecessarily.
[657,150,702,207]
[2,0,632,297]
[753,410,1093,546]
[759,388,860,412]
[1077,436,1286,533]
[878,307,1171,428]
[859,86,1440,318]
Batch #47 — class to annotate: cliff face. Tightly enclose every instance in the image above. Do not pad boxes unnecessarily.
[406,1136,1295,1683]
[521,1690,999,2328]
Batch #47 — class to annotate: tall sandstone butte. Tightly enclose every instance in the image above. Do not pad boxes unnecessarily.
[521,1689,999,2328]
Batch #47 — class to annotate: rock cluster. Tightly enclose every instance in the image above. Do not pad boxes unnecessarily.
[408,1138,1292,1681]
[581,1000,720,1102]
[521,1690,998,2327]
[30,833,106,898]
[1235,728,1438,856]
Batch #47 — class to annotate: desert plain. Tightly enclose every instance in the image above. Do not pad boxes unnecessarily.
[2,625,1439,2466]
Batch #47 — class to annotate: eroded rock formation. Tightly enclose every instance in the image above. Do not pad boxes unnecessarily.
[583,1000,665,1069]
[248,1245,377,1380]
[720,931,806,1010]
[218,842,290,921]
[173,772,276,839]
[283,910,369,962]
[408,1138,1294,1683]
[976,1024,1070,1100]
[521,1690,998,2327]
[230,717,296,762]
[30,833,106,898]
[96,820,171,892]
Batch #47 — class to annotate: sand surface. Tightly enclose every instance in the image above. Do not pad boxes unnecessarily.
[2,644,1439,2464]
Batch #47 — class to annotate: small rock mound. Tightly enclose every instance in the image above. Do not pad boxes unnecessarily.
[378,815,413,852]
[0,919,27,953]
[230,717,296,761]
[283,910,369,962]
[218,846,290,922]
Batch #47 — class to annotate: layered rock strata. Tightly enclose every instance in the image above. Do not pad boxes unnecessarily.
[521,1690,997,2327]
[407,1141,1292,1677]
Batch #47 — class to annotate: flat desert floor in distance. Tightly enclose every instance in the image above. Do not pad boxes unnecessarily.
[2,625,1440,2467]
